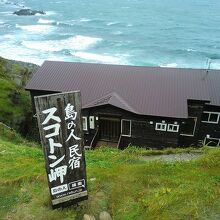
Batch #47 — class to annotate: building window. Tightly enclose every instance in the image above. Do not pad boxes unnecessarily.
[121,119,131,137]
[89,116,95,129]
[167,124,179,132]
[82,117,88,131]
[205,137,220,146]
[201,112,220,124]
[155,123,167,131]
[180,117,197,136]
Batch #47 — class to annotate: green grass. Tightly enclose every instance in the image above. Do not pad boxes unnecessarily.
[0,133,220,219]
[0,57,34,133]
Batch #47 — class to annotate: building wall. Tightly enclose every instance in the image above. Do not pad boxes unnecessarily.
[178,100,205,147]
[82,105,182,149]
[29,89,59,113]
[198,105,220,145]
[29,90,219,148]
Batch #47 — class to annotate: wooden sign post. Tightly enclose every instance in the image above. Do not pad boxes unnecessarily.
[34,91,88,208]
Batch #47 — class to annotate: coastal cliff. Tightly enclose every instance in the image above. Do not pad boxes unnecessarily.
[0,56,38,137]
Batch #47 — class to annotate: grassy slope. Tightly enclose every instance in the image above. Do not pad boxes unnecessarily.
[0,57,37,133]
[0,128,220,219]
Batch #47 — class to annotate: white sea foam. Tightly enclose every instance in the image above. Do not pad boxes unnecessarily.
[0,40,69,65]
[72,52,122,64]
[79,18,92,22]
[0,11,12,15]
[44,11,57,16]
[160,63,178,68]
[0,42,42,65]
[210,60,220,69]
[3,34,14,39]
[22,35,102,52]
[186,48,197,52]
[16,24,56,33]
[107,21,120,26]
[37,18,55,24]
[112,31,123,35]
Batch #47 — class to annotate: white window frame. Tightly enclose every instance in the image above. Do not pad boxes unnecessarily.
[155,123,167,131]
[204,137,220,146]
[82,116,88,131]
[201,111,220,124]
[89,116,95,129]
[180,117,197,137]
[167,124,179,132]
[121,119,131,137]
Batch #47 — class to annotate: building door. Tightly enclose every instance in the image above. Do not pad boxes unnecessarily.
[99,117,120,142]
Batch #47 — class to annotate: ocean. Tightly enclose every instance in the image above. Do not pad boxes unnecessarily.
[0,0,220,69]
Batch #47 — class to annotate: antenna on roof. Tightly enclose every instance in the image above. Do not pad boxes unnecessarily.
[202,58,212,80]
[206,58,211,73]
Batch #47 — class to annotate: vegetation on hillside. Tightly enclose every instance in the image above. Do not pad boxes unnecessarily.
[0,126,220,220]
[0,57,219,219]
[0,57,38,136]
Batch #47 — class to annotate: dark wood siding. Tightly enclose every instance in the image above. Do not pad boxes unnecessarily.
[82,105,182,149]
[179,100,205,147]
[198,105,220,145]
[29,90,219,149]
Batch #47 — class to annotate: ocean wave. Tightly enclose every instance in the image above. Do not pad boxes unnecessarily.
[72,52,123,64]
[160,63,178,68]
[44,11,57,16]
[79,18,92,22]
[186,48,197,52]
[37,18,55,24]
[112,31,123,35]
[0,40,69,65]
[0,41,42,65]
[22,35,102,52]
[106,21,120,26]
[211,60,220,69]
[2,34,14,39]
[15,24,56,33]
[0,0,24,8]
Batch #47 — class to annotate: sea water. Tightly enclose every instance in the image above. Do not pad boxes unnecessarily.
[0,0,220,69]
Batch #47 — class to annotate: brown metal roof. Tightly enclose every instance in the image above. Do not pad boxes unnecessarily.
[26,61,217,118]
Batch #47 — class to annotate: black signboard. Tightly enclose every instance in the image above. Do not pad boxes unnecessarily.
[34,91,88,208]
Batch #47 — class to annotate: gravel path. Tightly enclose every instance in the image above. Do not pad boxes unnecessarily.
[141,153,202,162]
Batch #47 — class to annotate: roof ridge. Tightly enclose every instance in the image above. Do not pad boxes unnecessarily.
[109,92,140,114]
[83,91,140,114]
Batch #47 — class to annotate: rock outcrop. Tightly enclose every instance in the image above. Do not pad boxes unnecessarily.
[82,214,96,220]
[99,211,112,220]
[13,9,45,16]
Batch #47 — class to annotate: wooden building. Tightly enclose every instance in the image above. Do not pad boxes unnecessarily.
[26,61,220,149]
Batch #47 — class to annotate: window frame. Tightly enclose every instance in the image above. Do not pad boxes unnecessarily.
[89,116,95,129]
[155,123,167,131]
[201,111,220,124]
[82,116,88,131]
[204,137,220,146]
[180,117,197,137]
[121,119,132,137]
[167,124,179,132]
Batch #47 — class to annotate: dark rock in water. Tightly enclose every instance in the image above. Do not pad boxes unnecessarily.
[13,9,45,16]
